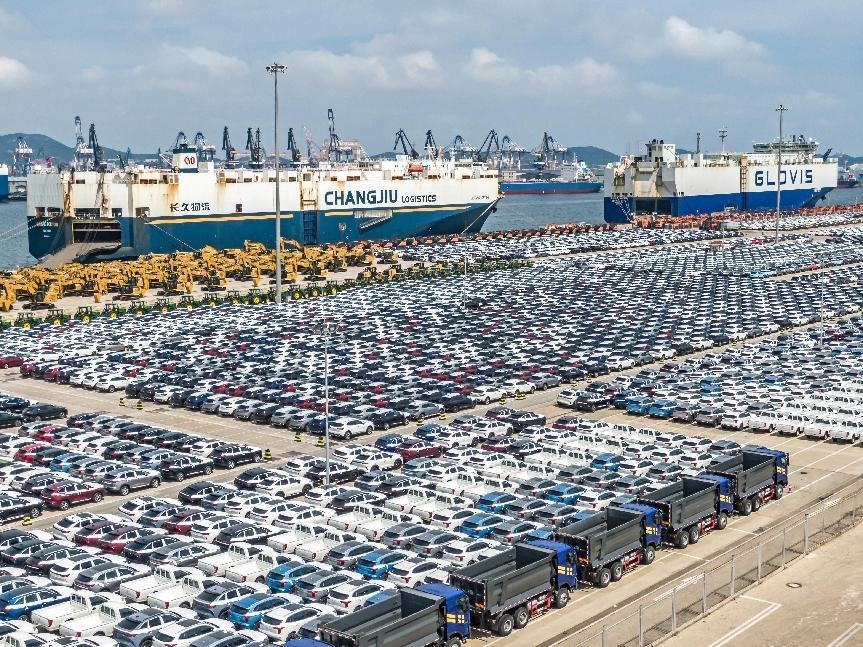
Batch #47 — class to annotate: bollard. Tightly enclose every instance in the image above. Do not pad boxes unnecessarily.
[119,398,125,407]
[263,449,272,461]
[437,412,446,421]
[316,436,325,448]
[294,433,302,443]
[21,516,31,526]
[499,397,507,404]
[136,401,143,410]
[516,393,526,400]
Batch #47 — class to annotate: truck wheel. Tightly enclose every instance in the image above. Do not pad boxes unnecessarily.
[553,587,570,608]
[689,526,701,544]
[675,531,690,549]
[716,512,729,530]
[596,568,612,588]
[752,496,762,512]
[495,613,514,636]
[180,602,190,609]
[642,545,656,564]
[774,485,784,500]
[739,498,752,516]
[610,561,624,582]
[514,606,529,629]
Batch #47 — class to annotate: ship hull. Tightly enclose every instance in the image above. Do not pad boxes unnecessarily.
[27,201,496,261]
[837,179,860,189]
[500,180,601,195]
[0,173,8,201]
[603,186,834,223]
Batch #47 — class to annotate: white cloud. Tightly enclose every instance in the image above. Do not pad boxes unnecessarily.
[81,65,107,82]
[467,48,617,89]
[664,16,765,60]
[160,46,248,77]
[286,48,441,89]
[0,56,29,88]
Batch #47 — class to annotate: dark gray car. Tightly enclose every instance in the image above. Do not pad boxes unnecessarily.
[192,583,259,619]
[75,562,150,592]
[293,571,360,603]
[380,523,427,550]
[322,541,378,569]
[189,630,267,647]
[102,468,163,495]
[113,608,186,647]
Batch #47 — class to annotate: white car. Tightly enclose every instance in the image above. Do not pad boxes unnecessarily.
[327,418,373,440]
[616,459,654,477]
[188,518,242,543]
[469,386,505,405]
[439,538,505,565]
[388,558,451,588]
[58,601,147,637]
[117,498,178,523]
[434,429,481,450]
[501,379,535,396]
[256,473,313,499]
[222,494,280,518]
[304,485,350,507]
[49,555,125,587]
[331,445,367,464]
[257,603,331,641]
[350,451,400,472]
[468,420,513,438]
[95,376,131,393]
[0,632,50,647]
[151,618,235,647]
[326,580,397,614]
[31,590,122,632]
[188,440,230,457]
[719,412,750,430]
[577,489,618,510]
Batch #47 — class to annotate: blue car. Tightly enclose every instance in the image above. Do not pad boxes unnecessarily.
[626,397,653,415]
[544,483,587,506]
[590,453,625,472]
[226,593,293,628]
[49,453,83,473]
[264,562,323,593]
[355,550,410,580]
[413,424,447,443]
[374,434,407,452]
[460,513,507,539]
[0,585,73,620]
[524,526,555,542]
[401,458,438,478]
[475,491,518,514]
[648,400,675,418]
[613,390,636,409]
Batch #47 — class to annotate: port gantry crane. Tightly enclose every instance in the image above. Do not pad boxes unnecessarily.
[11,136,32,176]
[286,128,302,164]
[533,131,565,172]
[222,126,239,168]
[473,129,500,163]
[89,123,107,171]
[393,128,419,159]
[73,116,94,171]
[501,135,526,169]
[424,130,441,159]
[246,127,264,170]
[194,132,216,163]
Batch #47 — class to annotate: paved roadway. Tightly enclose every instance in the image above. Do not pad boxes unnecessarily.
[3,360,863,647]
[663,521,863,647]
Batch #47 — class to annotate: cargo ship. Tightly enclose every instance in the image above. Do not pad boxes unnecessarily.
[837,167,860,189]
[603,137,838,223]
[0,164,8,201]
[26,145,500,263]
[499,162,601,195]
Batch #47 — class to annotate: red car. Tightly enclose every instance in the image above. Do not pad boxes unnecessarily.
[97,526,152,554]
[481,435,515,453]
[42,481,106,510]
[395,438,443,461]
[14,442,51,462]
[34,425,68,443]
[0,355,23,369]
[552,415,583,432]
[73,520,126,545]
[161,509,208,534]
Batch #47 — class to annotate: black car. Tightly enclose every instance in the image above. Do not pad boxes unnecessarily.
[178,481,225,504]
[302,460,358,485]
[159,456,215,481]
[328,490,386,513]
[233,468,279,490]
[439,393,474,413]
[122,534,186,563]
[506,411,547,432]
[0,412,23,429]
[365,409,407,430]
[209,445,263,469]
[0,497,43,524]
[66,412,105,428]
[20,403,68,422]
[0,397,30,413]
[212,523,276,548]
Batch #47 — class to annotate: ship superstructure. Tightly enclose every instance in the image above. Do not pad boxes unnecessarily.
[26,145,500,263]
[603,137,837,223]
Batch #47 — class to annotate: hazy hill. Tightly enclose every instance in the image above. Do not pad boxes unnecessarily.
[1,133,155,166]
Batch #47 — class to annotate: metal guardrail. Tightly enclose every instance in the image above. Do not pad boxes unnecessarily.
[551,480,863,647]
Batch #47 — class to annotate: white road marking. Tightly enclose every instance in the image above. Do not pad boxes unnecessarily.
[708,601,782,647]
[828,623,863,647]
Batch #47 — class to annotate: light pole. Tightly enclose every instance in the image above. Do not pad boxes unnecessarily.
[266,62,286,303]
[314,321,338,484]
[774,104,788,244]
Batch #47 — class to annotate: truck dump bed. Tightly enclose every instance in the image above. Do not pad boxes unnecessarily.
[556,508,643,567]
[318,588,441,647]
[705,451,776,497]
[450,544,555,614]
[638,477,716,529]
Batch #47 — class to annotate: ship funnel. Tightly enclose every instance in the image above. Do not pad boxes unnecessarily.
[172,145,198,173]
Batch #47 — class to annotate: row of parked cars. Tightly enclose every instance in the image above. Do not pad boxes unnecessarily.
[554,307,863,445]
[0,410,264,521]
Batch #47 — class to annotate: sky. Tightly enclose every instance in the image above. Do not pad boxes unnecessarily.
[0,0,860,157]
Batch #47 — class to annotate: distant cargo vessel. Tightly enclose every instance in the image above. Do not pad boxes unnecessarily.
[837,167,860,189]
[26,146,500,263]
[603,136,838,223]
[500,162,601,195]
[0,164,8,201]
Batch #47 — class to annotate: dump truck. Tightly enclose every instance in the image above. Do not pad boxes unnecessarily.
[556,507,662,588]
[447,541,575,636]
[629,476,734,548]
[701,449,789,515]
[291,586,469,647]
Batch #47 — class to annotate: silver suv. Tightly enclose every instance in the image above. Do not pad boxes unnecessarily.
[113,609,188,647]
[103,468,162,495]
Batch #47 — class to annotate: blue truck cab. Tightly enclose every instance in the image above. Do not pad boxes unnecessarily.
[590,453,624,472]
[475,491,518,513]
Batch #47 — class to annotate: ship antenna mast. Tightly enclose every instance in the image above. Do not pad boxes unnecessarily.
[719,127,728,155]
